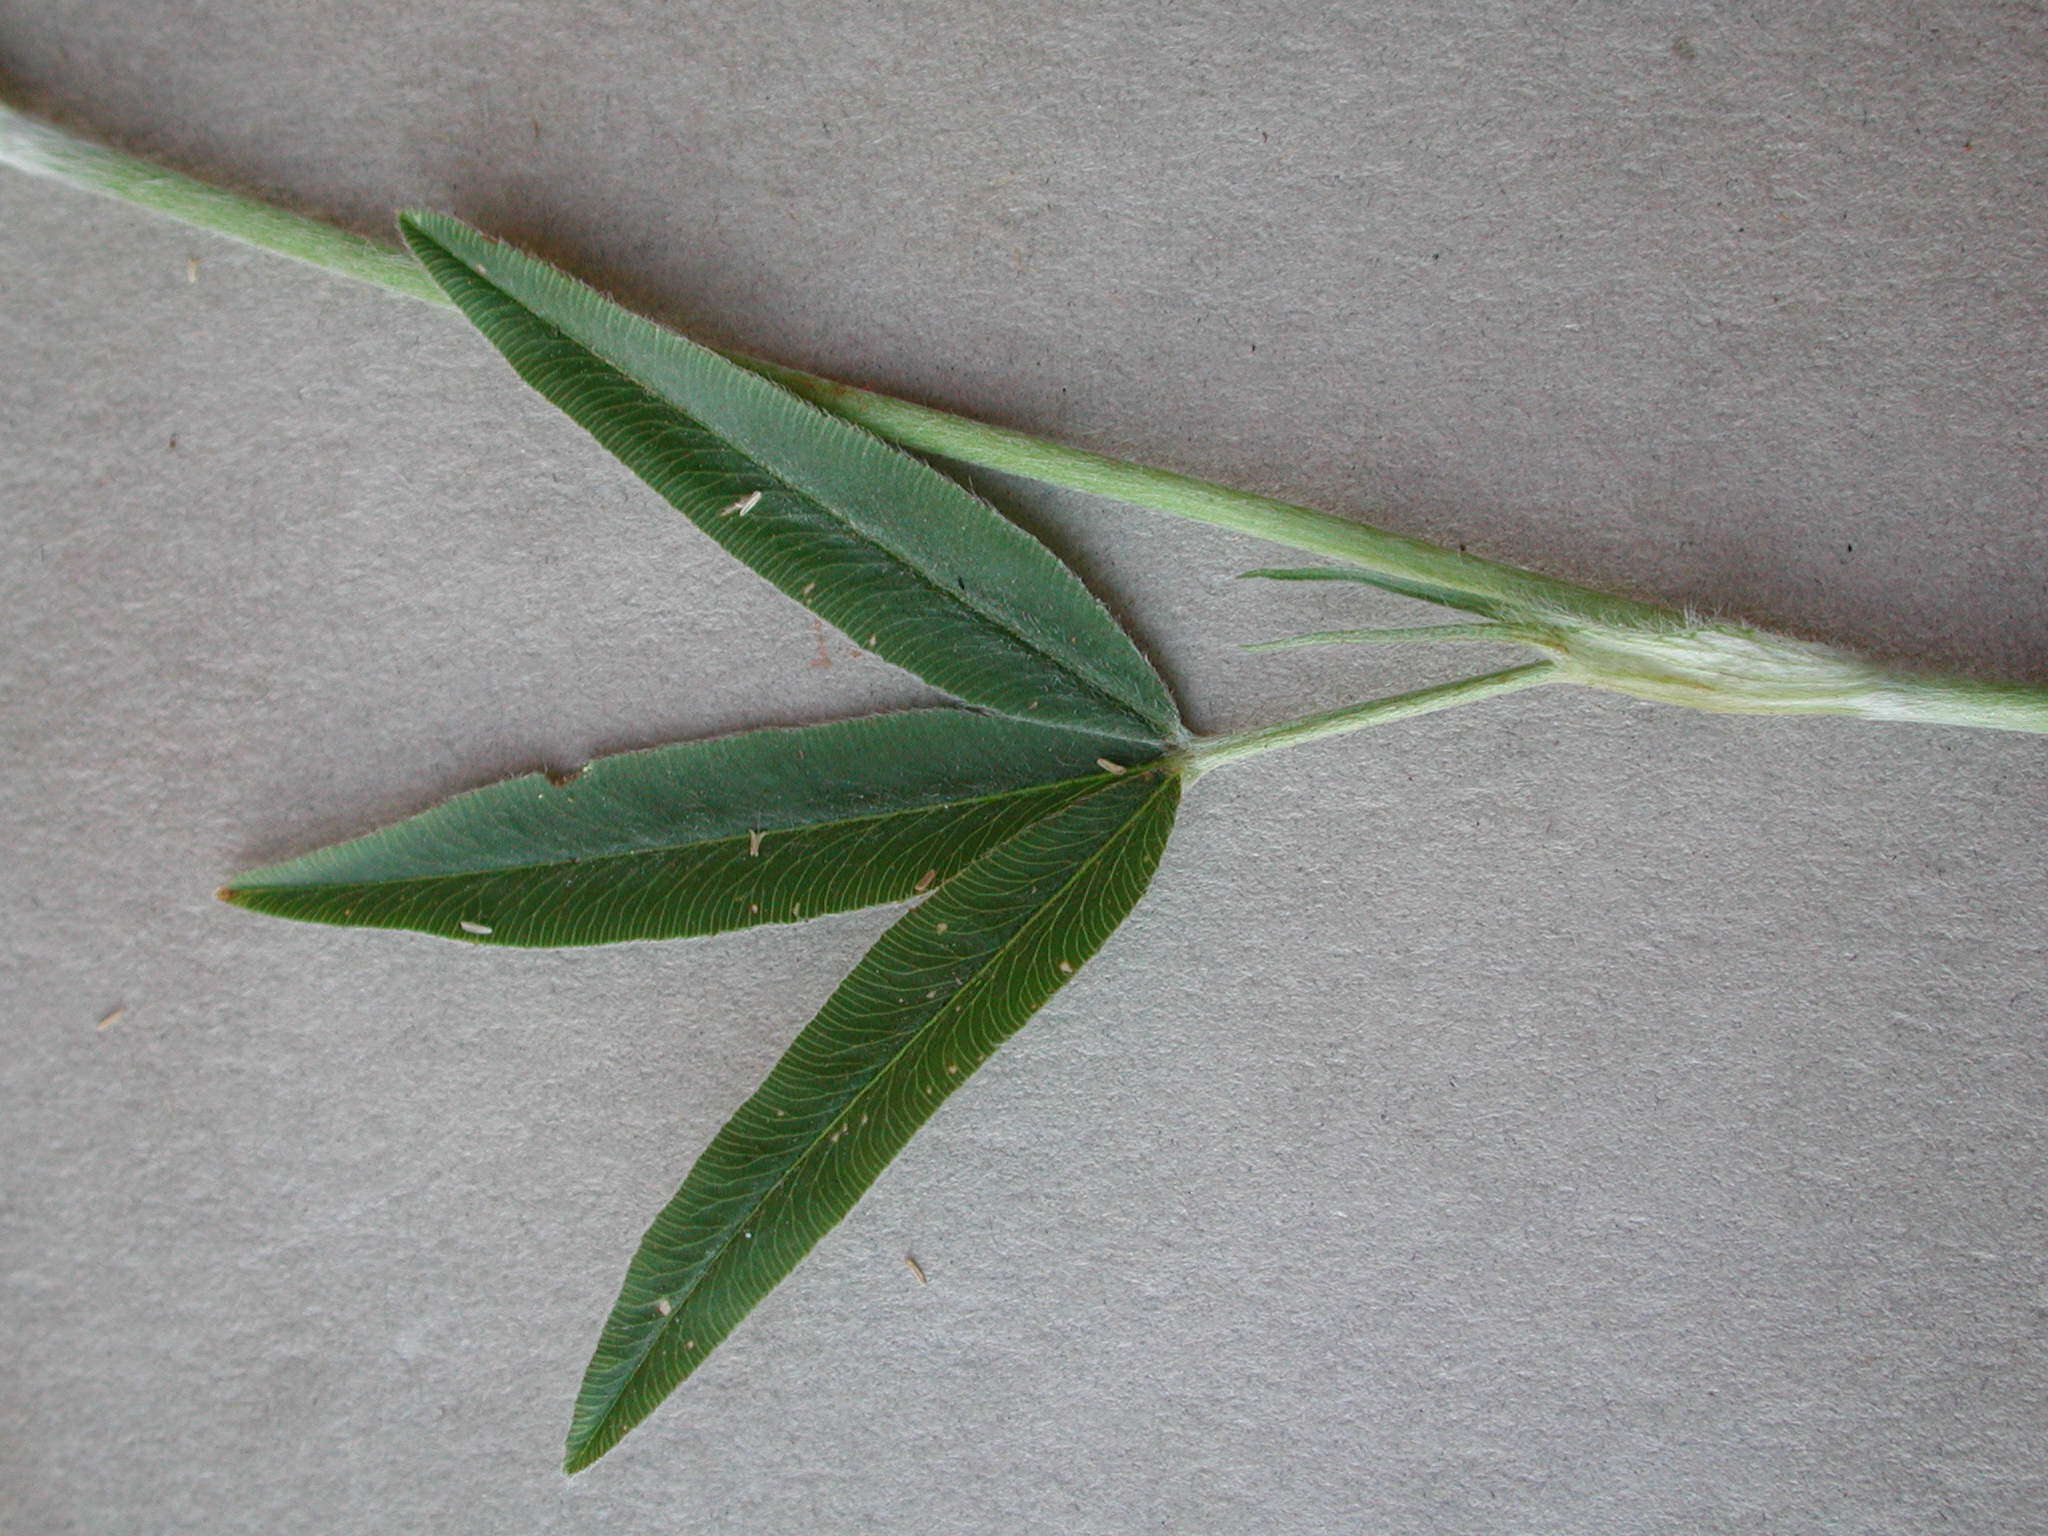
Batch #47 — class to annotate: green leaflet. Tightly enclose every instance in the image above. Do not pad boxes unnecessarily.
[221,711,1155,947]
[565,767,1182,1472]
[398,213,1181,747]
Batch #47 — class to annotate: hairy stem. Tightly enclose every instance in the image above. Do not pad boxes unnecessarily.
[1245,624,1522,651]
[0,96,447,304]
[6,96,2044,735]
[0,95,1649,626]
[1181,663,1561,778]
[747,367,1663,628]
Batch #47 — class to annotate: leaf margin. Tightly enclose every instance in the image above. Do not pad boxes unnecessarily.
[564,763,1183,1471]
[219,709,1160,948]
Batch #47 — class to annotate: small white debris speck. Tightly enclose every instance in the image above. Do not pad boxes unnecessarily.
[748,829,764,857]
[1058,960,1074,974]
[97,1006,126,1031]
[904,1255,928,1286]
[719,490,763,518]
[459,920,493,935]
[186,258,199,283]
[934,922,948,934]
[655,1297,673,1317]
[1096,759,1126,774]
[914,868,937,892]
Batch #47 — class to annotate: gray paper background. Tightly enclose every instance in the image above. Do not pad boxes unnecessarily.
[2,3,2044,1532]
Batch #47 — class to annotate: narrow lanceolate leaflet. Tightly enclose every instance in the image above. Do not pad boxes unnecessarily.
[566,768,1180,1471]
[397,213,1181,748]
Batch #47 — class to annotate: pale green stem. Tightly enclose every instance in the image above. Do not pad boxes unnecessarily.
[0,94,1649,628]
[1245,624,1520,651]
[747,367,1665,629]
[0,96,448,304]
[1181,663,1561,778]
[1865,677,2048,733]
[1530,618,2048,735]
[6,97,2044,736]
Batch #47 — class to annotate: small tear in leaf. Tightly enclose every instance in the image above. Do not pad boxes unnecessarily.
[459,920,492,935]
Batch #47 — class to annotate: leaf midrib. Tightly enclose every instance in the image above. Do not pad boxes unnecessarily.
[688,435,1163,743]
[580,771,1175,1449]
[420,226,1171,744]
[226,766,1126,896]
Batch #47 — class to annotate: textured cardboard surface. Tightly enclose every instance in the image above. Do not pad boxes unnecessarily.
[2,4,2044,1531]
